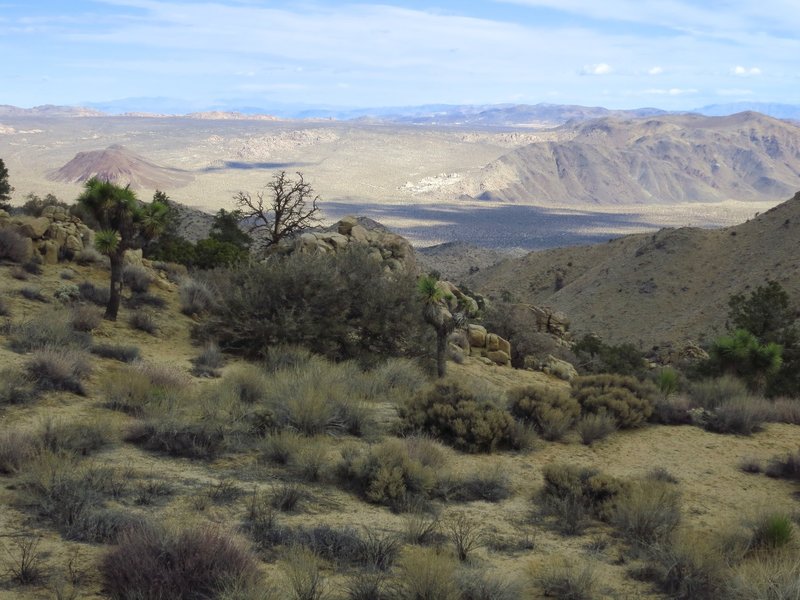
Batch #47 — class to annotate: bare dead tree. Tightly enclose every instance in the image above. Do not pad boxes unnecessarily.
[233,171,321,250]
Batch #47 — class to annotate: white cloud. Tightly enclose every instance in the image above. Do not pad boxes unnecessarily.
[648,66,664,75]
[732,65,762,76]
[642,87,698,95]
[581,63,613,75]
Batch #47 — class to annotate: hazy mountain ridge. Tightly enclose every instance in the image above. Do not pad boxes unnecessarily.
[469,191,800,349]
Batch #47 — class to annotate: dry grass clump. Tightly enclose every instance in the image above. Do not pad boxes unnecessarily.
[122,264,154,293]
[690,375,750,409]
[25,347,93,395]
[443,511,485,561]
[126,418,225,460]
[100,525,260,600]
[90,342,140,363]
[7,309,91,353]
[74,246,106,265]
[125,291,167,310]
[0,293,10,316]
[102,361,188,416]
[38,417,116,456]
[576,412,617,445]
[638,533,727,599]
[2,532,45,585]
[536,464,623,535]
[179,277,216,315]
[440,469,512,503]
[280,546,326,600]
[456,567,521,600]
[366,357,428,401]
[70,304,103,332]
[78,280,110,306]
[260,433,329,482]
[399,381,527,453]
[0,228,31,262]
[765,448,800,481]
[0,367,38,405]
[191,342,224,377]
[571,374,654,428]
[609,478,682,547]
[391,547,460,600]
[508,384,580,441]
[0,429,37,474]
[337,438,440,510]
[532,557,598,600]
[727,555,800,599]
[20,286,47,302]
[129,310,158,334]
[701,396,770,435]
[746,512,795,551]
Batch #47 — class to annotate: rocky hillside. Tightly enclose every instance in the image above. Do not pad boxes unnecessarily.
[469,191,800,349]
[48,144,194,190]
[462,112,800,204]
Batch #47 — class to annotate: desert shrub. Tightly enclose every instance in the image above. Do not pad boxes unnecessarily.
[363,357,428,401]
[646,467,679,484]
[0,294,9,316]
[345,572,390,600]
[261,430,303,465]
[22,259,43,275]
[440,470,512,503]
[191,342,224,378]
[533,557,598,600]
[10,265,29,280]
[571,374,654,428]
[701,396,769,435]
[765,449,800,481]
[20,192,69,216]
[102,361,188,416]
[290,525,393,569]
[6,310,90,352]
[650,394,693,425]
[70,304,102,332]
[74,247,105,265]
[280,546,326,600]
[641,533,726,599]
[78,281,110,306]
[610,479,681,547]
[739,457,763,474]
[443,511,484,561]
[704,329,783,392]
[747,512,794,551]
[22,454,135,542]
[768,398,800,424]
[261,359,371,437]
[399,381,526,453]
[129,310,158,334]
[25,347,92,395]
[3,532,44,585]
[179,277,216,315]
[216,363,268,406]
[576,412,617,445]
[727,554,800,599]
[337,438,439,509]
[0,367,38,405]
[403,510,443,546]
[0,228,30,262]
[90,342,140,362]
[126,418,225,459]
[508,384,580,441]
[537,464,623,535]
[573,333,647,375]
[38,418,115,456]
[456,568,521,600]
[656,367,680,398]
[20,286,47,302]
[100,525,260,600]
[122,264,153,293]
[54,283,80,303]
[125,291,167,310]
[0,429,37,473]
[268,483,307,513]
[194,247,429,364]
[392,547,459,600]
[689,375,750,409]
[261,344,315,373]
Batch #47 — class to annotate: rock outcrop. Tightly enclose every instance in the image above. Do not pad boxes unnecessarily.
[452,324,512,366]
[273,215,416,273]
[0,206,94,264]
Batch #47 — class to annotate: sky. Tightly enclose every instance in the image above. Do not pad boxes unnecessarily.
[1,0,799,112]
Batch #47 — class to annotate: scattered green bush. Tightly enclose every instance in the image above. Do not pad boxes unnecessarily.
[571,374,654,428]
[399,381,526,453]
[508,384,580,441]
[748,512,794,551]
[100,525,260,600]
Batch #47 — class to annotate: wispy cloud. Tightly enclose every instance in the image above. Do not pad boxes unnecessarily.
[581,63,613,76]
[648,66,664,75]
[732,65,762,76]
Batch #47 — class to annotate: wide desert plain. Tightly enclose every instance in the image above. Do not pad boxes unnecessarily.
[0,115,783,250]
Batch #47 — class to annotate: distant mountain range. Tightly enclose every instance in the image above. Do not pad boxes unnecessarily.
[3,100,800,126]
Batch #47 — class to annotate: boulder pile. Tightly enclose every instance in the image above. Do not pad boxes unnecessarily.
[0,206,94,264]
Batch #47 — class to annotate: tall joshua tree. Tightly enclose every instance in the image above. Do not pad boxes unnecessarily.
[78,178,168,320]
[419,275,456,378]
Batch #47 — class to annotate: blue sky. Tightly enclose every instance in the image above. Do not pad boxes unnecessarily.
[1,0,798,111]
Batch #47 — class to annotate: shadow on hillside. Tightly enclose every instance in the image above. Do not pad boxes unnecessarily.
[321,200,661,251]
[202,161,314,172]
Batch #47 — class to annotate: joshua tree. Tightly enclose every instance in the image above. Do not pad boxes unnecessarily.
[0,158,13,210]
[78,178,169,320]
[419,275,456,378]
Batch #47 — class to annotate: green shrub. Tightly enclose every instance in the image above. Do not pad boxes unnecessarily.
[571,374,654,428]
[25,347,92,395]
[194,247,428,363]
[53,282,80,303]
[337,438,439,509]
[399,381,526,453]
[748,512,794,551]
[100,525,260,600]
[508,384,580,441]
[576,412,617,445]
[705,329,783,391]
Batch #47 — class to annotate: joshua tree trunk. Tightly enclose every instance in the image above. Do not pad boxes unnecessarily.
[105,250,124,321]
[436,327,449,378]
